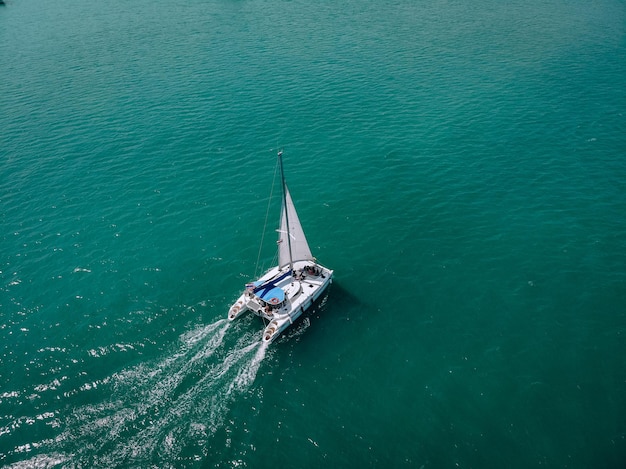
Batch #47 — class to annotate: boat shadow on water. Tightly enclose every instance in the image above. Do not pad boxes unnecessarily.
[262,280,363,347]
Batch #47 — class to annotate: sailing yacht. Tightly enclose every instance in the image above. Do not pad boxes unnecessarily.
[228,151,333,343]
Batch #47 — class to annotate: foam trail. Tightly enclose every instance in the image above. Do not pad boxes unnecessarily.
[229,341,268,394]
[18,319,270,467]
[105,339,267,464]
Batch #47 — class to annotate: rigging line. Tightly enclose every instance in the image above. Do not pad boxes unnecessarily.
[255,156,280,278]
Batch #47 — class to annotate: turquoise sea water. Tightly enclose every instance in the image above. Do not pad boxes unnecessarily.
[1,0,625,467]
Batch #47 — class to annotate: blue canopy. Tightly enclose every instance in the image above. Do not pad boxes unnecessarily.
[259,287,285,305]
[252,270,291,303]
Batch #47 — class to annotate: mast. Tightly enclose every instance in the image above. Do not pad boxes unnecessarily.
[278,150,294,271]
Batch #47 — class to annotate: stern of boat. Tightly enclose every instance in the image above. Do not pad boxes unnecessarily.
[263,318,290,343]
[228,294,249,321]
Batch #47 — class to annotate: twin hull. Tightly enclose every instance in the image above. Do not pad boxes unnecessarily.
[228,261,333,343]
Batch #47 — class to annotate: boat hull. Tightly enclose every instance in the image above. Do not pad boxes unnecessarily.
[227,261,333,343]
[262,268,333,343]
[228,295,249,320]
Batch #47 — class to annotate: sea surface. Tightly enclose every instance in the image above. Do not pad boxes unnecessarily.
[1,0,625,467]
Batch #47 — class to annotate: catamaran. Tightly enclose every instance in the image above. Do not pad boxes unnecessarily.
[227,150,333,343]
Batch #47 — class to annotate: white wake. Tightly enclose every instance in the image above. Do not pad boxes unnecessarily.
[14,319,269,468]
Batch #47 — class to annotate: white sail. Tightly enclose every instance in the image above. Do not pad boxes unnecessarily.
[278,184,314,268]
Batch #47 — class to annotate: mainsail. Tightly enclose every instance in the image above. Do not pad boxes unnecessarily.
[278,184,313,268]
